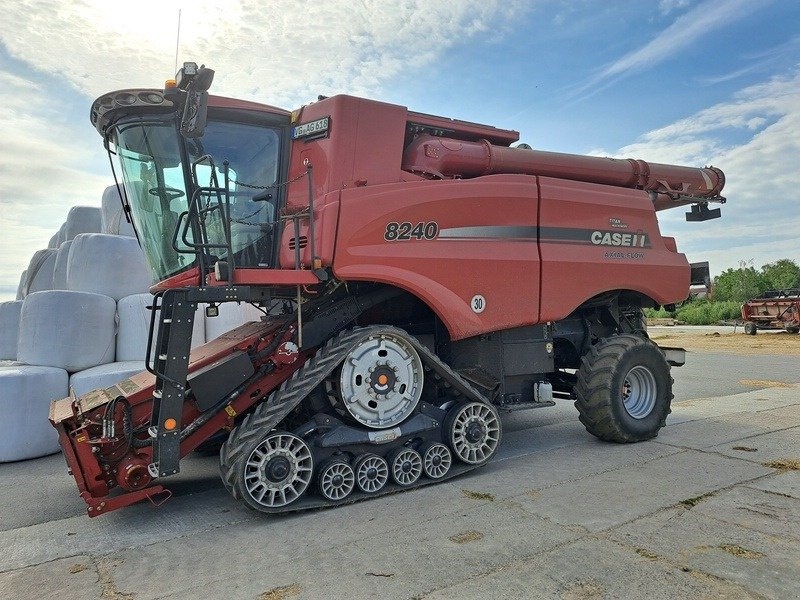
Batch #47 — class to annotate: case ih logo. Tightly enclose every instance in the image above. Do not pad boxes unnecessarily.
[590,230,649,248]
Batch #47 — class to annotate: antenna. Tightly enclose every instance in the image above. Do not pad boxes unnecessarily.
[174,9,182,74]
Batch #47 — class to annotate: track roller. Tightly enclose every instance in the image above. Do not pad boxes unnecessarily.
[420,442,452,479]
[446,401,502,465]
[388,447,423,486]
[317,458,356,501]
[354,453,390,493]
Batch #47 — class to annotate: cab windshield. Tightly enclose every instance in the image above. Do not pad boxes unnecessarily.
[113,116,282,282]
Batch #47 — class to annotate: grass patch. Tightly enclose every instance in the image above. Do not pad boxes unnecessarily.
[462,489,495,501]
[732,446,758,452]
[763,458,800,471]
[739,379,795,388]
[449,530,484,544]
[635,548,659,560]
[719,544,764,559]
[679,492,714,508]
[260,583,301,600]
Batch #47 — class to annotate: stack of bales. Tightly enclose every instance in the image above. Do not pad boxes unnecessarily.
[0,185,263,463]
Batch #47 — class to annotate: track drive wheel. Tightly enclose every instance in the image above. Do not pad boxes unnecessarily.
[744,322,757,335]
[328,331,425,429]
[317,458,356,501]
[446,401,502,465]
[388,448,423,486]
[233,431,314,512]
[354,453,389,493]
[574,334,672,443]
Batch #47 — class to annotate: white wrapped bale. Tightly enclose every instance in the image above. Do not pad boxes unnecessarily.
[118,216,136,237]
[55,222,67,246]
[205,302,265,341]
[69,361,145,397]
[18,291,116,372]
[52,240,73,290]
[100,185,136,237]
[48,232,60,248]
[16,270,27,300]
[0,300,23,360]
[0,360,25,367]
[24,249,57,295]
[67,234,151,301]
[64,206,101,241]
[116,294,206,361]
[0,365,67,461]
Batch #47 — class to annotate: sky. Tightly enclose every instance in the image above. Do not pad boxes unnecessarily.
[1,0,799,301]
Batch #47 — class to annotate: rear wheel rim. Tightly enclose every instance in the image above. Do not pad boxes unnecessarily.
[622,365,658,419]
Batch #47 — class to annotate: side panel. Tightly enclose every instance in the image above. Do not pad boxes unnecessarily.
[537,177,690,322]
[333,176,541,340]
[285,96,412,209]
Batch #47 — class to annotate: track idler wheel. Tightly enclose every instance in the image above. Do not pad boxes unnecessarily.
[388,447,423,486]
[420,442,452,479]
[238,431,314,511]
[446,401,502,465]
[317,459,356,501]
[354,453,389,493]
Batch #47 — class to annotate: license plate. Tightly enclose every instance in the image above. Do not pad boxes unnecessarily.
[293,117,330,139]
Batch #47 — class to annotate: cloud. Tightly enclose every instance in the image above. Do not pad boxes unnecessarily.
[593,68,800,275]
[658,0,693,15]
[570,0,763,102]
[0,71,109,298]
[0,0,527,108]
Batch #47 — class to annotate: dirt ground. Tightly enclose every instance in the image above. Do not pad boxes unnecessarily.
[649,326,800,355]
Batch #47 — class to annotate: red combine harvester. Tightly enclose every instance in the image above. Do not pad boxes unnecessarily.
[741,290,800,335]
[50,63,726,516]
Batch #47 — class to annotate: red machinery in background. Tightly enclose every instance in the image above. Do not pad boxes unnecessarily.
[51,63,725,516]
[741,290,800,334]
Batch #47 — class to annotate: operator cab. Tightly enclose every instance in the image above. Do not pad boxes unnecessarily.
[91,63,292,287]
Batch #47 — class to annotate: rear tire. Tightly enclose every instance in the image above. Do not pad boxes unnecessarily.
[574,334,672,443]
[744,322,757,335]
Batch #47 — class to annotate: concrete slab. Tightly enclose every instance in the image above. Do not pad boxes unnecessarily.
[0,486,259,572]
[474,434,683,502]
[107,498,579,600]
[0,556,100,600]
[667,386,799,426]
[423,536,761,600]
[510,449,771,532]
[609,505,800,600]
[706,427,800,466]
[691,484,800,541]
[748,469,800,500]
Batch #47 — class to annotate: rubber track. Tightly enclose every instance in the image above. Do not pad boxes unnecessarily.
[219,325,493,509]
[573,334,672,443]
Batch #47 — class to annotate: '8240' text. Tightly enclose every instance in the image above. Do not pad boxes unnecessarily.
[384,221,439,241]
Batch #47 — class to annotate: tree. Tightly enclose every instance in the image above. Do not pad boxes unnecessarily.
[760,259,800,291]
[712,262,768,302]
